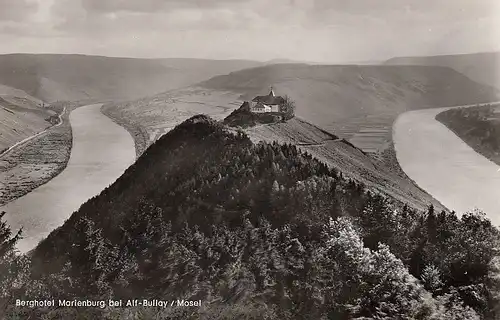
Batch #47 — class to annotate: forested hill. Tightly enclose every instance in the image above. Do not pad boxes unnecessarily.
[9,115,500,319]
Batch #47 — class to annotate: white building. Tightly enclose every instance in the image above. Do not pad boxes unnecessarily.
[249,88,285,113]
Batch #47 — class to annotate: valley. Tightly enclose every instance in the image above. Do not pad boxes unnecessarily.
[2,56,499,252]
[198,64,499,153]
[0,54,266,103]
[393,103,500,225]
[1,0,500,315]
[19,115,498,319]
[1,53,500,319]
[1,104,135,253]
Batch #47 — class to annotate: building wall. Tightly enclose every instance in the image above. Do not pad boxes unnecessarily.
[270,104,280,112]
[248,101,282,113]
[251,106,271,113]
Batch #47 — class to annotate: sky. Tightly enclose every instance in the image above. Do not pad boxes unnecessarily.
[0,0,499,63]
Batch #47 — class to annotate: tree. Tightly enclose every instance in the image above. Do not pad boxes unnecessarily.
[325,217,436,318]
[281,96,296,120]
[0,212,26,316]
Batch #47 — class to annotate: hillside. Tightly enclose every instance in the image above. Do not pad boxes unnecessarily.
[0,94,54,153]
[0,54,264,102]
[385,52,500,90]
[0,84,43,103]
[105,89,444,212]
[3,115,497,319]
[198,64,499,152]
[242,118,444,212]
[102,87,243,156]
[0,101,82,206]
[436,103,500,166]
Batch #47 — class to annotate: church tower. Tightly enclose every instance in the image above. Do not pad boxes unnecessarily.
[269,86,275,97]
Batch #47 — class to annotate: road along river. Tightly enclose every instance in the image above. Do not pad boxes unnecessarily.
[1,104,135,253]
[393,104,500,226]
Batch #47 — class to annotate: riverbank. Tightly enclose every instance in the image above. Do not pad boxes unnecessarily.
[0,104,71,205]
[101,103,148,158]
[2,104,135,252]
[101,88,241,158]
[393,105,500,225]
[0,101,95,206]
[436,103,500,166]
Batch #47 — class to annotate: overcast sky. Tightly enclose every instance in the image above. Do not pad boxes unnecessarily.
[0,0,499,62]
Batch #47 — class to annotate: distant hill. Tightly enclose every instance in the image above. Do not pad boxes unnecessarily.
[264,58,313,64]
[0,90,53,152]
[106,63,499,156]
[0,54,264,152]
[11,115,497,319]
[0,84,43,103]
[199,64,498,122]
[384,52,500,90]
[197,63,499,151]
[0,54,265,102]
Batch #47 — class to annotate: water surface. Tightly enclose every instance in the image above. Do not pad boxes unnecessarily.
[393,106,500,226]
[2,104,135,252]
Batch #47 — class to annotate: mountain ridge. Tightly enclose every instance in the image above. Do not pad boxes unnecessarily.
[196,63,499,152]
[10,114,497,319]
[384,51,500,90]
[0,53,267,103]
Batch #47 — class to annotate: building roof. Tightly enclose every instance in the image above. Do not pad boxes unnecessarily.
[252,90,285,105]
[252,103,266,109]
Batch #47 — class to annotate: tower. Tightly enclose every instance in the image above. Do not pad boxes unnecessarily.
[269,86,275,97]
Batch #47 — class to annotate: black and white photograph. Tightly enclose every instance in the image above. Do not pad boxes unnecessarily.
[0,0,500,319]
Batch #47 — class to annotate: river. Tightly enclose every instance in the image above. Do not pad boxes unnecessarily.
[1,104,135,253]
[393,105,500,226]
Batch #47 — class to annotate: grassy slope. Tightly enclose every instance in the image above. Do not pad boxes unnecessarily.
[0,54,265,103]
[384,52,500,89]
[0,93,53,152]
[242,118,445,212]
[198,64,499,152]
